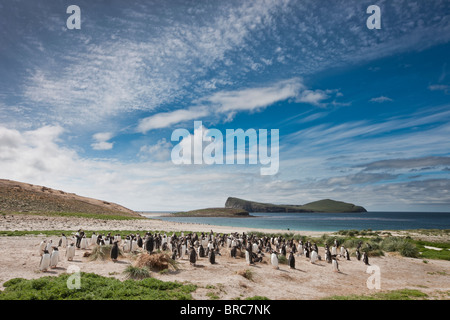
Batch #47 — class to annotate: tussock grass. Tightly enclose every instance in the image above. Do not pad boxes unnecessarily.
[134,252,178,271]
[123,266,151,280]
[236,269,254,281]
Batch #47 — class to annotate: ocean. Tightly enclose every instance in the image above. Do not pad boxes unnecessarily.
[146,211,450,232]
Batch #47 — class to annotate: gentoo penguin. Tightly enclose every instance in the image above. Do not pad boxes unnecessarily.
[332,257,339,272]
[304,246,310,258]
[91,233,97,247]
[340,246,346,258]
[230,246,237,258]
[270,251,279,269]
[39,250,51,271]
[66,243,75,261]
[331,245,337,256]
[39,240,47,256]
[325,248,332,263]
[50,247,59,268]
[189,247,197,266]
[131,239,138,252]
[208,249,215,264]
[198,244,205,258]
[111,241,119,261]
[180,242,186,259]
[345,249,351,261]
[310,249,318,264]
[245,243,253,266]
[80,236,88,250]
[145,236,154,254]
[59,234,67,248]
[356,249,361,261]
[363,252,369,265]
[137,235,143,248]
[288,251,295,269]
[171,249,177,261]
[45,240,53,255]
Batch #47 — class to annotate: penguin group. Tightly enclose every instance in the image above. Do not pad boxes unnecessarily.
[37,230,373,274]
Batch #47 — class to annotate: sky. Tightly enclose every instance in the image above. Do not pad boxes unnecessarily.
[0,0,449,212]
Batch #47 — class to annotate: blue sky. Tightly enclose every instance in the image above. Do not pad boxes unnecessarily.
[0,0,449,211]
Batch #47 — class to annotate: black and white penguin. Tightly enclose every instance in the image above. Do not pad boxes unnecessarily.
[145,236,154,254]
[345,249,351,261]
[137,235,143,248]
[310,249,318,264]
[363,252,369,265]
[189,247,197,266]
[208,248,215,264]
[198,244,205,258]
[270,251,279,269]
[66,242,75,261]
[171,249,177,261]
[230,246,237,258]
[332,257,339,272]
[50,247,59,268]
[39,250,51,271]
[356,249,361,261]
[288,251,295,269]
[111,241,119,261]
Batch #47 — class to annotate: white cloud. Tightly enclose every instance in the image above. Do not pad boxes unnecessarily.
[138,138,173,161]
[428,84,450,94]
[369,96,393,103]
[137,107,209,133]
[91,132,114,150]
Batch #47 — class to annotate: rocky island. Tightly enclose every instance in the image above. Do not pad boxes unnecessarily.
[225,197,367,213]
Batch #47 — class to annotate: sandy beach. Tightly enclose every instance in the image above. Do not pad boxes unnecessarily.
[0,214,449,300]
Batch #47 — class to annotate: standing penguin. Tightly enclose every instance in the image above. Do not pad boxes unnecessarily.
[111,241,119,261]
[180,242,186,259]
[59,234,67,248]
[288,251,295,269]
[189,247,197,266]
[310,249,318,264]
[39,240,47,256]
[356,249,361,261]
[145,235,154,254]
[230,246,237,258]
[39,250,51,271]
[198,244,205,258]
[270,251,279,269]
[345,248,351,261]
[332,257,339,272]
[66,243,75,261]
[363,252,369,265]
[50,247,59,268]
[325,247,332,264]
[80,236,88,250]
[245,243,253,266]
[208,248,216,264]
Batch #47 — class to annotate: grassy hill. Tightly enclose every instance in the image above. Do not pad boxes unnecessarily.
[0,179,141,218]
[225,197,367,213]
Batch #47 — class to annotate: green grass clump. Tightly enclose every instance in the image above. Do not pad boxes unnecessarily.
[0,272,196,300]
[123,266,151,280]
[326,289,428,300]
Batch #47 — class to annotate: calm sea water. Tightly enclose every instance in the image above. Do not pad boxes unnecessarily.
[147,211,450,232]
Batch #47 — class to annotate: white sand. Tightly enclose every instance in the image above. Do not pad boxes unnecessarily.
[0,214,449,300]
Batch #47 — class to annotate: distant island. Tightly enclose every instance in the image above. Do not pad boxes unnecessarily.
[225,197,367,213]
[172,207,250,217]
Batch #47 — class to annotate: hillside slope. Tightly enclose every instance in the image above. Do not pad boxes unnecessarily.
[0,179,140,217]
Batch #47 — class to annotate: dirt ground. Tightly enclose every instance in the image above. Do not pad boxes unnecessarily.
[0,215,449,300]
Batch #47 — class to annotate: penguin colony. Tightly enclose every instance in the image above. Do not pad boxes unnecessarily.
[39,228,371,273]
